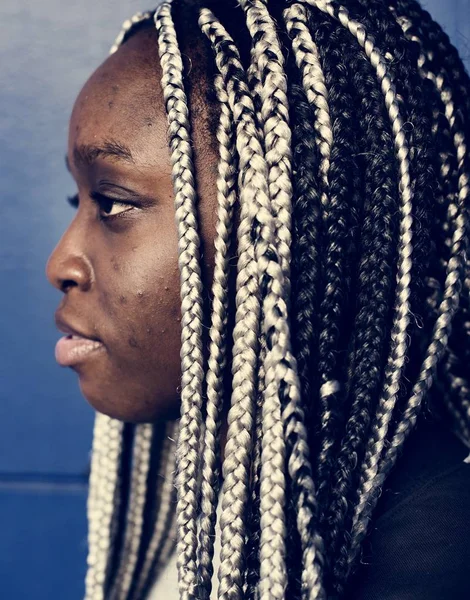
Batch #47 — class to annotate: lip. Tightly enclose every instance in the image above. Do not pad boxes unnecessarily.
[54,313,105,367]
[54,313,101,341]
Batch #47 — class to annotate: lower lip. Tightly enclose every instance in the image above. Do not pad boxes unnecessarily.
[55,335,105,367]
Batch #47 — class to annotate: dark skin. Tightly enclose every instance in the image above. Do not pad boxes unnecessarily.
[46,26,219,423]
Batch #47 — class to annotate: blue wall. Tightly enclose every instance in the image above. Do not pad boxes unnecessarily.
[0,2,148,597]
[0,1,468,598]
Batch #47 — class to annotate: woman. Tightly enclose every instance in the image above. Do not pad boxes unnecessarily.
[46,0,470,598]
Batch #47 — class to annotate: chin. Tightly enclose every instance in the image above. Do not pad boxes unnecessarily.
[78,377,180,424]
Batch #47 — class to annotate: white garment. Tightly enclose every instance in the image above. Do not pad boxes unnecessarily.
[147,501,222,599]
[147,548,179,599]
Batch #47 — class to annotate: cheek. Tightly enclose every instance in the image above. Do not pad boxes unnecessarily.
[90,220,183,421]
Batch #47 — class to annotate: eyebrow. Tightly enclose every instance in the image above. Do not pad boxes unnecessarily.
[65,140,134,171]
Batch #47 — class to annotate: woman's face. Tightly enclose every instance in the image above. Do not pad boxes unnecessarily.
[46,28,218,422]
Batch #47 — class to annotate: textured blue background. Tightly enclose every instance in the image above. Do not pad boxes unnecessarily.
[0,1,468,598]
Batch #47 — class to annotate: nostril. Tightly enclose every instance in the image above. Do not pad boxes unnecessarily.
[61,279,78,293]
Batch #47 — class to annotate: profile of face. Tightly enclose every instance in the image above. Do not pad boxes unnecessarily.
[46,26,218,423]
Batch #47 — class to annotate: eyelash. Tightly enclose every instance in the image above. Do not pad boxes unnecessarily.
[67,193,135,221]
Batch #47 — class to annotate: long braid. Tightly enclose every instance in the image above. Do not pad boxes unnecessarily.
[244,339,265,600]
[392,7,468,439]
[348,9,449,547]
[391,0,470,430]
[283,0,332,467]
[199,10,265,599]
[155,4,205,597]
[109,424,153,600]
[85,415,125,600]
[283,5,324,416]
[380,8,468,465]
[351,96,467,576]
[196,72,238,599]
[283,10,327,597]
[349,0,436,401]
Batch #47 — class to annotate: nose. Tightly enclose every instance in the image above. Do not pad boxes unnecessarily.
[46,224,93,293]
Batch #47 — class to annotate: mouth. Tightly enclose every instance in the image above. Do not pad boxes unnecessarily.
[54,313,105,367]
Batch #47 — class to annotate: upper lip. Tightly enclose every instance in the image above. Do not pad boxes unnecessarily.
[54,312,101,342]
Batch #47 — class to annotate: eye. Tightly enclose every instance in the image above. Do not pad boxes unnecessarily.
[90,192,135,220]
[66,192,136,220]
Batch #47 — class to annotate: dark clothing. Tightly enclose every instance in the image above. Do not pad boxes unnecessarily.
[347,418,470,599]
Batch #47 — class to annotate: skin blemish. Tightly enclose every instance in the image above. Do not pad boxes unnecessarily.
[108,100,114,109]
[111,256,119,272]
[128,336,139,349]
[119,295,127,305]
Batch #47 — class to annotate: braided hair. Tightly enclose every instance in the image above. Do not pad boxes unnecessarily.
[85,1,470,598]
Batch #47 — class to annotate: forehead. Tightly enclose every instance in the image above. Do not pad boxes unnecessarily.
[69,26,169,165]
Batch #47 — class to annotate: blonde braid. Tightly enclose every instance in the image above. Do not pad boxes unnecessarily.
[85,414,124,600]
[155,4,205,598]
[197,72,238,599]
[243,328,266,600]
[199,9,267,599]
[284,3,332,202]
[109,11,154,56]
[109,424,153,600]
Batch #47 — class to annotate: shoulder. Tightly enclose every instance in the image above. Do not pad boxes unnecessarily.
[346,418,470,600]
